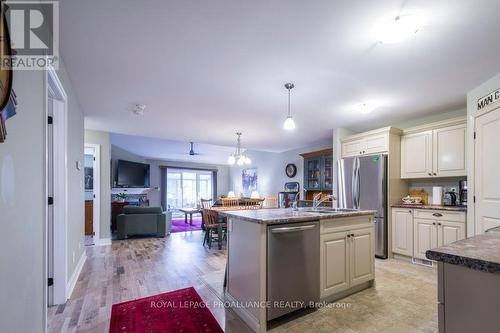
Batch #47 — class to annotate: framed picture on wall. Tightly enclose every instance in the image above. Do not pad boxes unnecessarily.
[242,168,257,195]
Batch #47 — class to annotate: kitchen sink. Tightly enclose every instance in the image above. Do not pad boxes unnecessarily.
[300,208,358,214]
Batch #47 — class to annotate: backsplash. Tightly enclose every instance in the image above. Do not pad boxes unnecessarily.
[406,177,466,204]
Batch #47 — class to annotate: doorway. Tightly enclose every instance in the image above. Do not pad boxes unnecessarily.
[166,169,213,211]
[84,144,100,246]
[46,67,68,307]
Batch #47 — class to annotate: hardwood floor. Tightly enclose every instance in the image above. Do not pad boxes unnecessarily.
[48,231,438,333]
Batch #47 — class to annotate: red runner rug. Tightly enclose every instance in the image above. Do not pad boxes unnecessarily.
[109,287,223,333]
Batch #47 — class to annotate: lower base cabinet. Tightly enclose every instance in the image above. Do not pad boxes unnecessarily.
[392,208,466,260]
[320,226,374,298]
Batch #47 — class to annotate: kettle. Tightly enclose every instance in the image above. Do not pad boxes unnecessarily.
[443,191,457,206]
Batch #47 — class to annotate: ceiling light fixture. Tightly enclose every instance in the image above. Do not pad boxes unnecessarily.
[359,102,378,114]
[375,13,422,44]
[283,83,296,130]
[228,132,251,166]
[133,104,146,115]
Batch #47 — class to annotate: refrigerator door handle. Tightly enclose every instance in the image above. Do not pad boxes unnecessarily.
[351,158,357,209]
[353,157,360,209]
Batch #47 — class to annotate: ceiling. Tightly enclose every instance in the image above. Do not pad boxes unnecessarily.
[61,0,500,152]
[111,133,237,165]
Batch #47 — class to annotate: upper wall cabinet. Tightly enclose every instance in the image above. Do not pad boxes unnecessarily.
[341,127,402,158]
[301,148,334,191]
[401,118,467,179]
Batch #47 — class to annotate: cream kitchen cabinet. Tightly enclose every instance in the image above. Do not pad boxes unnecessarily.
[401,119,467,179]
[320,225,374,298]
[391,208,414,256]
[340,127,402,158]
[413,210,466,260]
[401,131,433,178]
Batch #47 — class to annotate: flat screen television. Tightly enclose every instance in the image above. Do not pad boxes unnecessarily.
[116,160,150,188]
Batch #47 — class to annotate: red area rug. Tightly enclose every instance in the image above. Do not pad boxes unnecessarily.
[171,217,203,233]
[109,287,223,333]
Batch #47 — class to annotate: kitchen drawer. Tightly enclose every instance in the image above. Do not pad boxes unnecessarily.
[414,209,465,223]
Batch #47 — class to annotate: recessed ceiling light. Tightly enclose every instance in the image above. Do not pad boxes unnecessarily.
[133,104,146,115]
[359,103,378,114]
[374,13,422,44]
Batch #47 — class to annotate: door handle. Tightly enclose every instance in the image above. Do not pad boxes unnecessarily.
[432,213,443,217]
[271,225,316,233]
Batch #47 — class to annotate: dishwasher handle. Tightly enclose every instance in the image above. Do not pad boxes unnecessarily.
[271,225,316,234]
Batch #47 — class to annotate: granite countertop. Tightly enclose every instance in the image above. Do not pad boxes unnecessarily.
[391,204,467,212]
[426,232,500,274]
[220,208,376,225]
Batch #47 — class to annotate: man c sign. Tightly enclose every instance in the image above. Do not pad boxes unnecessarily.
[2,1,59,70]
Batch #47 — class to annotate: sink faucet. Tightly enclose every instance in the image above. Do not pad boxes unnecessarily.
[313,193,337,209]
[291,193,300,211]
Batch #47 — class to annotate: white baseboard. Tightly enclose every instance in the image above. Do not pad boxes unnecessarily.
[66,252,86,299]
[96,237,112,246]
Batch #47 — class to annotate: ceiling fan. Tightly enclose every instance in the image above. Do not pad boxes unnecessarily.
[188,142,200,156]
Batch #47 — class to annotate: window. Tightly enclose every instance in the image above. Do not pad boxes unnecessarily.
[166,169,213,210]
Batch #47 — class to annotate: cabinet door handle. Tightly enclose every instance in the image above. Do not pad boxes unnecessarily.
[351,233,355,237]
[347,234,351,238]
[432,213,443,217]
[438,222,442,226]
[432,222,436,225]
[428,173,432,176]
[363,151,366,154]
[409,210,412,213]
[433,173,437,176]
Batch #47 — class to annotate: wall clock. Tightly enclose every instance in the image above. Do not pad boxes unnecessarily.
[0,3,13,143]
[285,163,297,178]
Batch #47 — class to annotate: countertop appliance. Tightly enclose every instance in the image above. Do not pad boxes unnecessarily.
[337,154,388,258]
[443,191,457,206]
[459,180,468,206]
[267,221,319,321]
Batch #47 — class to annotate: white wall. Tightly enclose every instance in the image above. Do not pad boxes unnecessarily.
[228,139,333,198]
[85,130,111,240]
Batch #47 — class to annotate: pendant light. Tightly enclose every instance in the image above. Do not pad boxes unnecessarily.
[283,83,296,130]
[228,132,251,166]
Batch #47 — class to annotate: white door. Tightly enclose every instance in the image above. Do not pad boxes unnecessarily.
[437,220,465,247]
[391,208,413,256]
[342,139,363,158]
[320,231,349,297]
[413,218,437,259]
[350,227,374,287]
[401,131,433,178]
[475,106,500,234]
[433,124,467,177]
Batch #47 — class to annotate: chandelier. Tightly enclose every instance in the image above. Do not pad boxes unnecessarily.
[228,132,251,166]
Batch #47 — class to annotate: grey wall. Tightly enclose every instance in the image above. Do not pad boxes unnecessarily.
[85,130,111,240]
[0,71,46,333]
[0,61,85,331]
[228,139,333,198]
[58,59,86,284]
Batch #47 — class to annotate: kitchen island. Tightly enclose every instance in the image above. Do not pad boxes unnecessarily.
[426,229,500,333]
[221,208,376,332]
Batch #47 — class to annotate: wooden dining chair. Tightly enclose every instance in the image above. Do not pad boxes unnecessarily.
[200,198,213,209]
[202,209,226,249]
[221,198,239,207]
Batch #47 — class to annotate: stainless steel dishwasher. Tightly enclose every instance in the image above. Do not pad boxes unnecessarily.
[267,221,320,321]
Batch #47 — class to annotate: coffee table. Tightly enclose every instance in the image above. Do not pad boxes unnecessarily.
[179,208,202,225]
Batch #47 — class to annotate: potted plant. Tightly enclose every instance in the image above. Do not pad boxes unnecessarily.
[115,193,128,203]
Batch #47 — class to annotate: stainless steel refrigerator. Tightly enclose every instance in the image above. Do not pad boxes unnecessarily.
[337,154,388,258]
